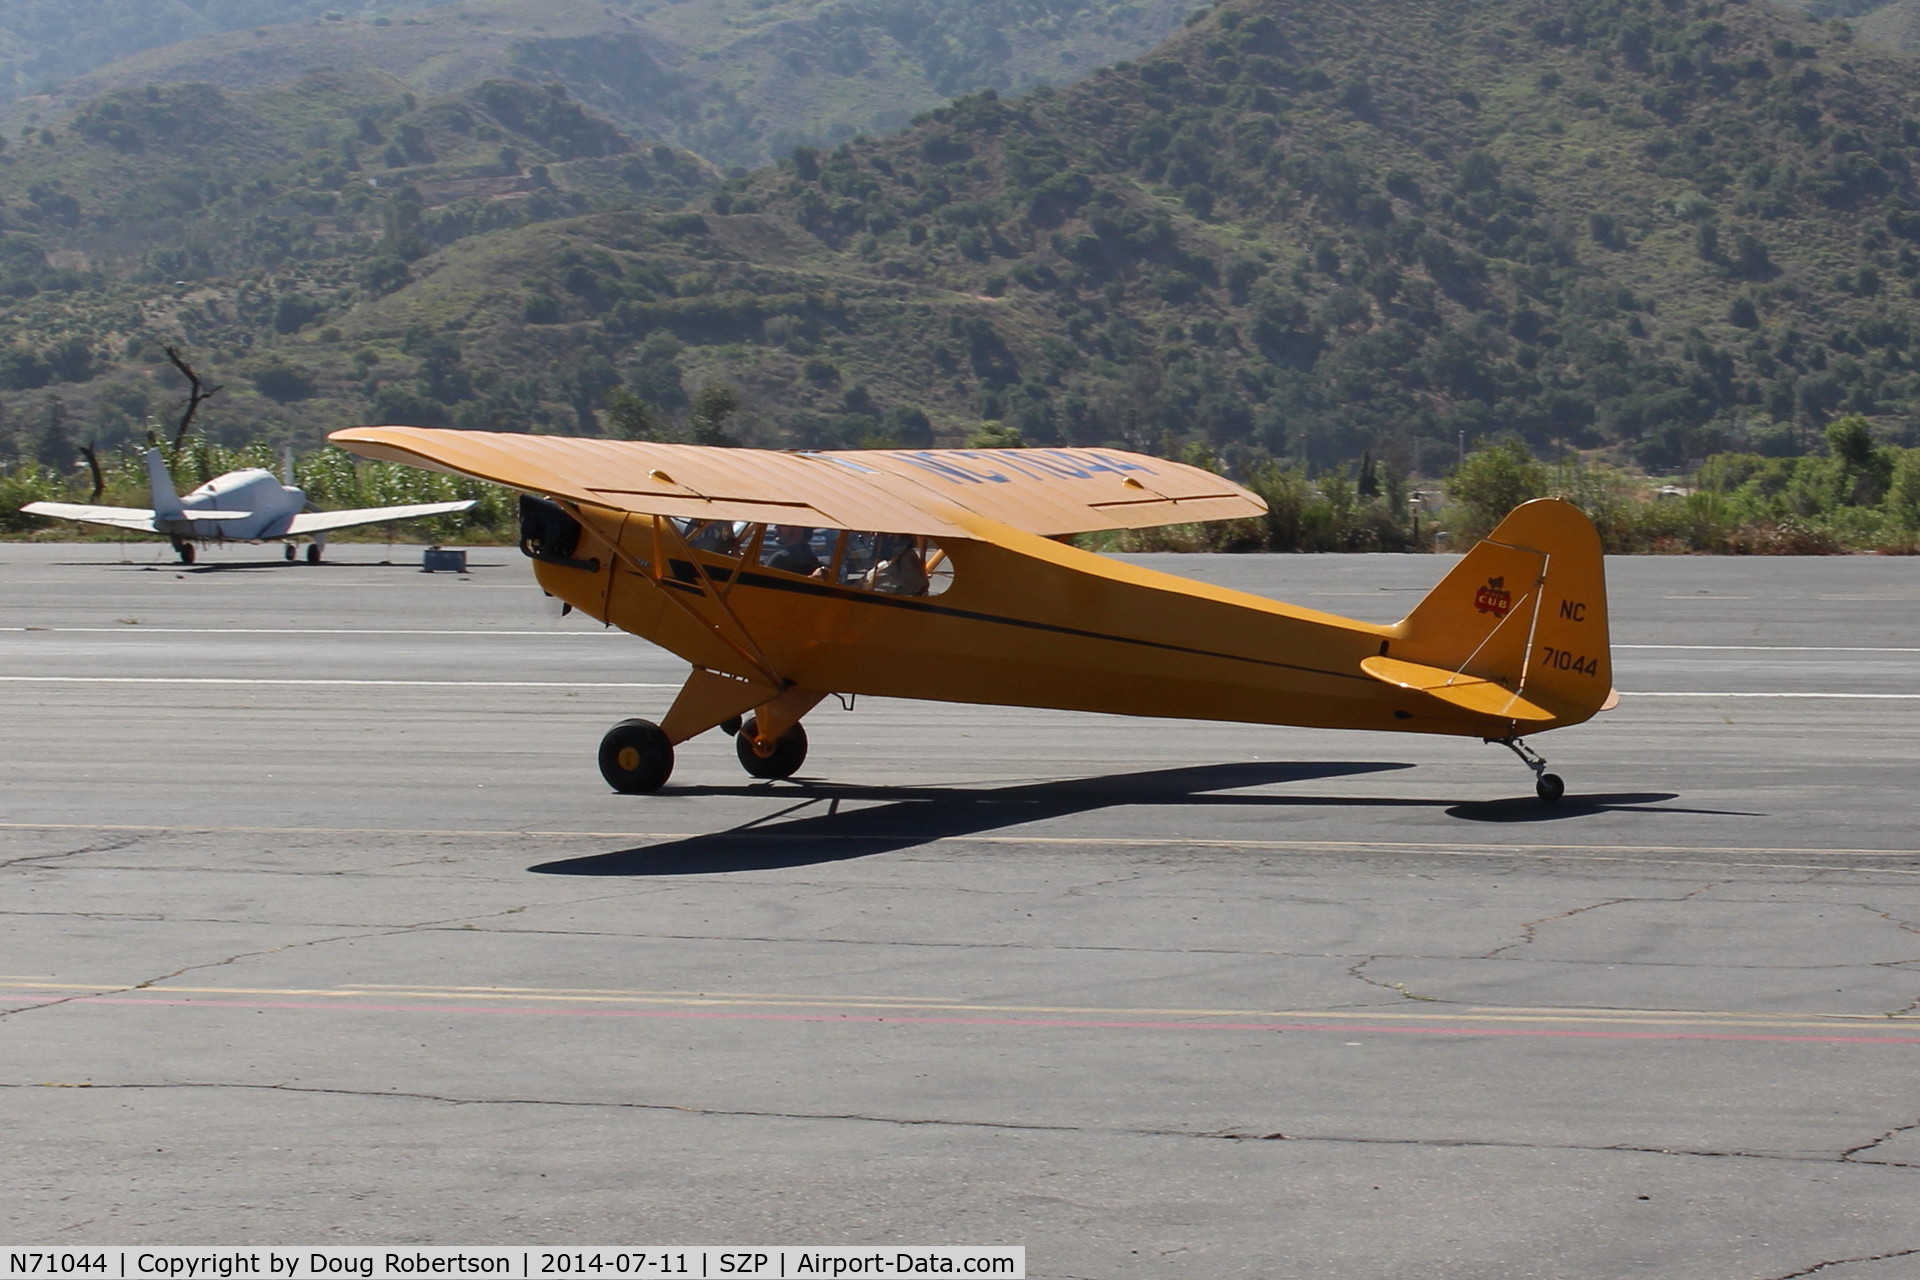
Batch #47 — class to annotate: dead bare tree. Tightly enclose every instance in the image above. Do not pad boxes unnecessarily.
[164,346,222,457]
[78,443,104,501]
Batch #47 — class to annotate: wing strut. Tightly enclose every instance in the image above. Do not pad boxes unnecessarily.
[581,505,788,691]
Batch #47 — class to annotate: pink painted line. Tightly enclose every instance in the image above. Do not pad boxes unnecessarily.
[51,994,1920,1046]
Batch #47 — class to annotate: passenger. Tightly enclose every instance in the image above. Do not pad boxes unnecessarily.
[686,520,740,554]
[766,525,826,577]
[867,534,929,596]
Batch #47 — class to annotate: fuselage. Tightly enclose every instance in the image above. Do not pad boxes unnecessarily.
[534,506,1534,742]
[166,470,304,541]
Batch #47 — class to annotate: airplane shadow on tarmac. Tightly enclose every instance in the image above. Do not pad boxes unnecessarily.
[530,760,1716,877]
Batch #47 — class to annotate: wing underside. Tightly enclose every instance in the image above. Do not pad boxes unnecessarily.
[328,427,1266,537]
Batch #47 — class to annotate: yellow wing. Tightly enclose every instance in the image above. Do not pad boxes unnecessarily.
[327,427,1266,537]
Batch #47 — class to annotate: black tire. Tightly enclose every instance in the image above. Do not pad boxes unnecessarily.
[284,544,296,561]
[306,543,322,564]
[598,718,674,794]
[177,543,195,565]
[1536,773,1566,803]
[735,716,807,780]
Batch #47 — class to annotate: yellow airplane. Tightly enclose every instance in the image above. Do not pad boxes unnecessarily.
[331,427,1615,802]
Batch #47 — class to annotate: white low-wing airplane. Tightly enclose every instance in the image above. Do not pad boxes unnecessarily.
[21,448,477,563]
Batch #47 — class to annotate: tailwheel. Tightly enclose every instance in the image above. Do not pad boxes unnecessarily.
[735,716,807,780]
[1493,736,1563,805]
[598,718,674,793]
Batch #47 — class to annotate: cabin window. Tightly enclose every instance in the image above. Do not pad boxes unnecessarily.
[759,524,832,578]
[665,518,755,584]
[678,520,952,596]
[834,531,952,597]
[683,518,749,558]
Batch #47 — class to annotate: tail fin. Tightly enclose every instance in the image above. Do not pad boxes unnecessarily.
[145,449,185,521]
[1376,499,1613,729]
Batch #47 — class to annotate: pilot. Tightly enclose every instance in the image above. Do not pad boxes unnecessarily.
[767,525,826,577]
[866,533,928,596]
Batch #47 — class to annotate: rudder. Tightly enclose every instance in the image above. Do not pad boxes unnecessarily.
[1384,499,1613,728]
[145,448,185,521]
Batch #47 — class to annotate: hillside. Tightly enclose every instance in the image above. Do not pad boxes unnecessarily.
[2,0,1193,172]
[0,1,463,103]
[11,0,1920,476]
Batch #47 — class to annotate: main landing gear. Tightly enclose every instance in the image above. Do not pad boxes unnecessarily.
[734,716,808,780]
[598,719,674,794]
[171,539,195,565]
[1494,737,1565,803]
[595,712,812,793]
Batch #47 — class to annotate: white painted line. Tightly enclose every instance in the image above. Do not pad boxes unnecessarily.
[1623,691,1920,699]
[1619,644,1920,654]
[0,676,676,688]
[8,632,1913,653]
[0,676,1911,698]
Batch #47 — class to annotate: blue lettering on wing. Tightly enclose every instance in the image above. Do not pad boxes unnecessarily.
[1082,449,1154,474]
[808,453,882,474]
[892,447,1156,484]
[898,452,1007,484]
[948,451,1012,482]
[984,452,1055,482]
[1019,452,1086,479]
[1090,449,1144,474]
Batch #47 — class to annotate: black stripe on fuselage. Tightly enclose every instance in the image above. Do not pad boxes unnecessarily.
[629,563,1372,685]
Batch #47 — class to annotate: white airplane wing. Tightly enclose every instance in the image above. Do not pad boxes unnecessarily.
[21,501,161,533]
[285,500,476,537]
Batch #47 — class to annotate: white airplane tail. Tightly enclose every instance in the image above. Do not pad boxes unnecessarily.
[145,449,185,521]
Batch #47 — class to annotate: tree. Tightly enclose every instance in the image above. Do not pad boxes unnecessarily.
[163,347,221,456]
[1886,448,1920,532]
[965,421,1025,447]
[1824,414,1892,507]
[1449,439,1549,540]
[603,387,664,440]
[687,382,741,447]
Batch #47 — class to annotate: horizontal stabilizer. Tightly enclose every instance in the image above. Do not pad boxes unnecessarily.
[1360,655,1558,723]
[285,500,476,536]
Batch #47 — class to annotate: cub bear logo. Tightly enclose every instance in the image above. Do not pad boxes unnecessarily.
[1473,576,1513,617]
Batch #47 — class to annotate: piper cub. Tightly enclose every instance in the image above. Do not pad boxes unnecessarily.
[331,427,1615,802]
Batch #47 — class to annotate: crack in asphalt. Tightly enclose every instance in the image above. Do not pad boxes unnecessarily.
[0,833,147,869]
[1481,896,1637,959]
[1842,1119,1920,1165]
[0,902,584,1021]
[1763,1246,1920,1278]
[1346,955,1445,1004]
[11,1080,1919,1172]
[1481,882,1727,960]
